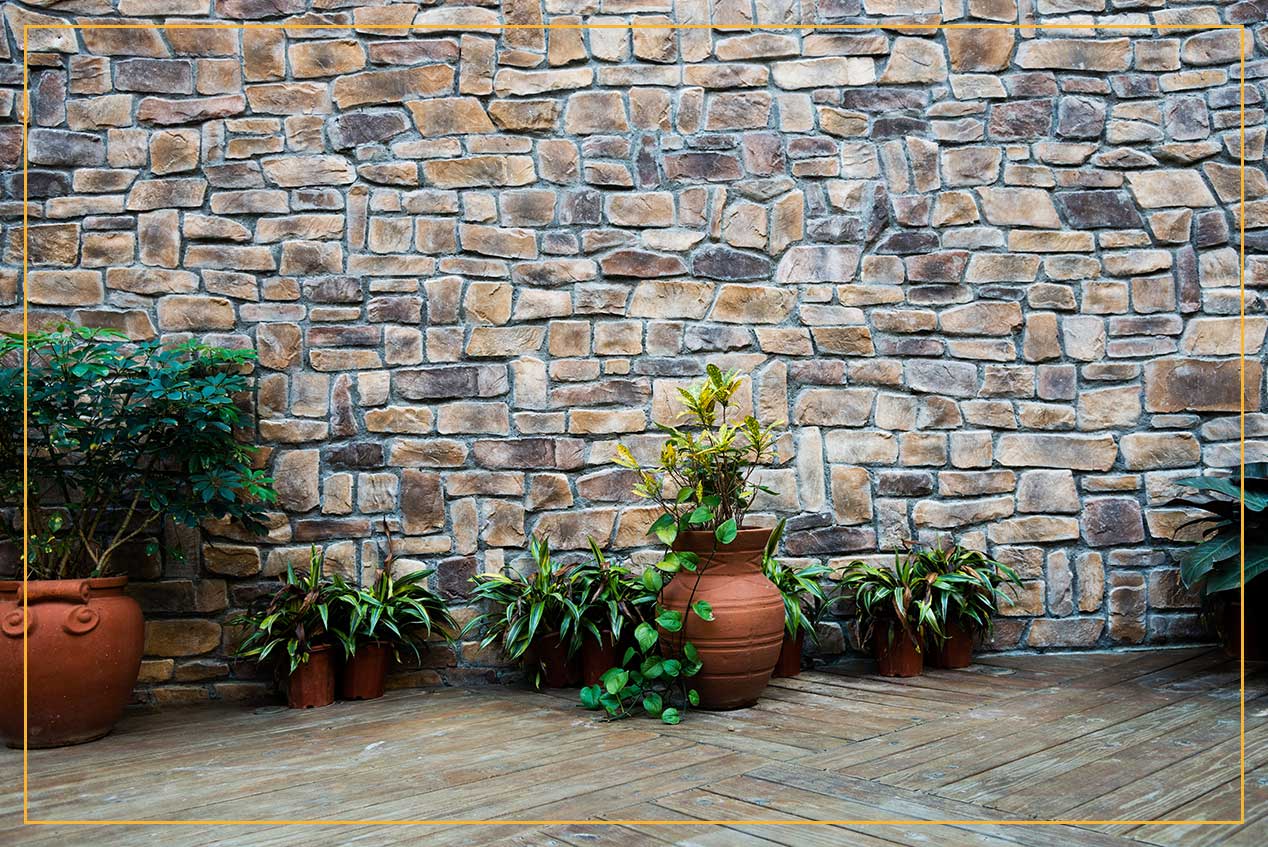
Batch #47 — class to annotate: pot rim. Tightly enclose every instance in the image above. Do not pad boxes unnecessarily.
[672,526,773,554]
[0,575,129,592]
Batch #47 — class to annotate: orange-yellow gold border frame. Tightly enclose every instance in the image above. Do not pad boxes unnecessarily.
[19,19,1251,831]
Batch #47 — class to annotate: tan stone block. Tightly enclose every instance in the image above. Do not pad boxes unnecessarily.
[333,66,454,108]
[773,57,875,89]
[288,39,366,79]
[144,620,221,657]
[406,97,495,137]
[27,270,104,306]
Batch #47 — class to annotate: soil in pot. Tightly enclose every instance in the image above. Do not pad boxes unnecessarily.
[580,630,620,687]
[874,627,923,678]
[1,577,144,748]
[530,631,580,688]
[340,641,389,701]
[772,630,804,679]
[931,621,974,669]
[659,528,784,710]
[288,644,336,709]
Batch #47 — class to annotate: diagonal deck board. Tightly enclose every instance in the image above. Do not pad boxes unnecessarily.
[2,648,1259,846]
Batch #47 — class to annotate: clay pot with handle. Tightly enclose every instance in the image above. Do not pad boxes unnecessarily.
[659,528,785,709]
[0,576,144,748]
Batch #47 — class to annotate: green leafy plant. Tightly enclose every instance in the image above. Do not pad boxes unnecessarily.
[0,326,275,579]
[231,547,346,676]
[334,525,457,663]
[579,368,786,724]
[614,365,781,547]
[578,606,704,725]
[840,555,944,651]
[462,535,587,688]
[570,539,656,646]
[762,519,837,640]
[910,544,1021,642]
[1170,464,1268,596]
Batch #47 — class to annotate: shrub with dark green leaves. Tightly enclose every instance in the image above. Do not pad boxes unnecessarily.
[462,535,587,688]
[0,326,275,580]
[910,544,1021,643]
[762,519,838,640]
[231,547,346,675]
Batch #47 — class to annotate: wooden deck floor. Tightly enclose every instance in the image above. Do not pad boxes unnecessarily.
[2,647,1264,846]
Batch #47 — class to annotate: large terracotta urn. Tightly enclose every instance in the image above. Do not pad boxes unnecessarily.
[659,528,784,710]
[0,577,144,748]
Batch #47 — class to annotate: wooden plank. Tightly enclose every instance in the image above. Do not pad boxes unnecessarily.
[932,696,1239,804]
[1071,722,1268,831]
[987,699,1261,817]
[738,764,1143,847]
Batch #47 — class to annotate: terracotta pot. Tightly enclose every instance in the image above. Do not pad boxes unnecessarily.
[931,621,974,669]
[287,644,336,709]
[580,630,621,687]
[0,576,144,748]
[659,528,784,710]
[340,641,389,701]
[772,629,804,679]
[1217,581,1268,662]
[874,627,923,678]
[530,631,580,689]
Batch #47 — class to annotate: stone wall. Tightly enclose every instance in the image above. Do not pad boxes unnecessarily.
[2,1,1266,704]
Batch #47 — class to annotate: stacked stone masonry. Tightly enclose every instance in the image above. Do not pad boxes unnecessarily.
[1,0,1266,704]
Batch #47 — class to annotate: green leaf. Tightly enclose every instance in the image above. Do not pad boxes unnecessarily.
[634,622,658,652]
[642,692,663,716]
[683,641,700,663]
[686,506,714,525]
[604,669,629,695]
[661,708,681,725]
[715,518,738,545]
[657,609,683,632]
[687,689,700,707]
[579,685,601,710]
[641,568,664,593]
[649,513,678,546]
[691,600,714,622]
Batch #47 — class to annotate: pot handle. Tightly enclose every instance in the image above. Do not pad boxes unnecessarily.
[5,581,100,637]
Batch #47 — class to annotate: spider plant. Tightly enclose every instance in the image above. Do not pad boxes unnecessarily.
[334,524,457,663]
[231,546,346,675]
[570,538,656,646]
[839,554,944,651]
[762,519,837,640]
[462,535,586,687]
[911,544,1021,641]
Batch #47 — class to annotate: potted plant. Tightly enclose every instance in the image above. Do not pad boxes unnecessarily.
[762,519,836,678]
[463,535,586,689]
[613,365,785,709]
[914,544,1021,669]
[0,327,275,748]
[1170,465,1268,659]
[840,555,943,678]
[333,526,457,701]
[571,539,656,686]
[231,547,344,709]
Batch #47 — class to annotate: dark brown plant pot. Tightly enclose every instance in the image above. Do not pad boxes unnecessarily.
[772,630,804,679]
[931,622,974,670]
[659,528,784,710]
[874,629,923,678]
[340,641,389,701]
[1217,582,1268,662]
[530,631,580,689]
[287,644,336,709]
[580,630,620,687]
[1,577,144,748]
